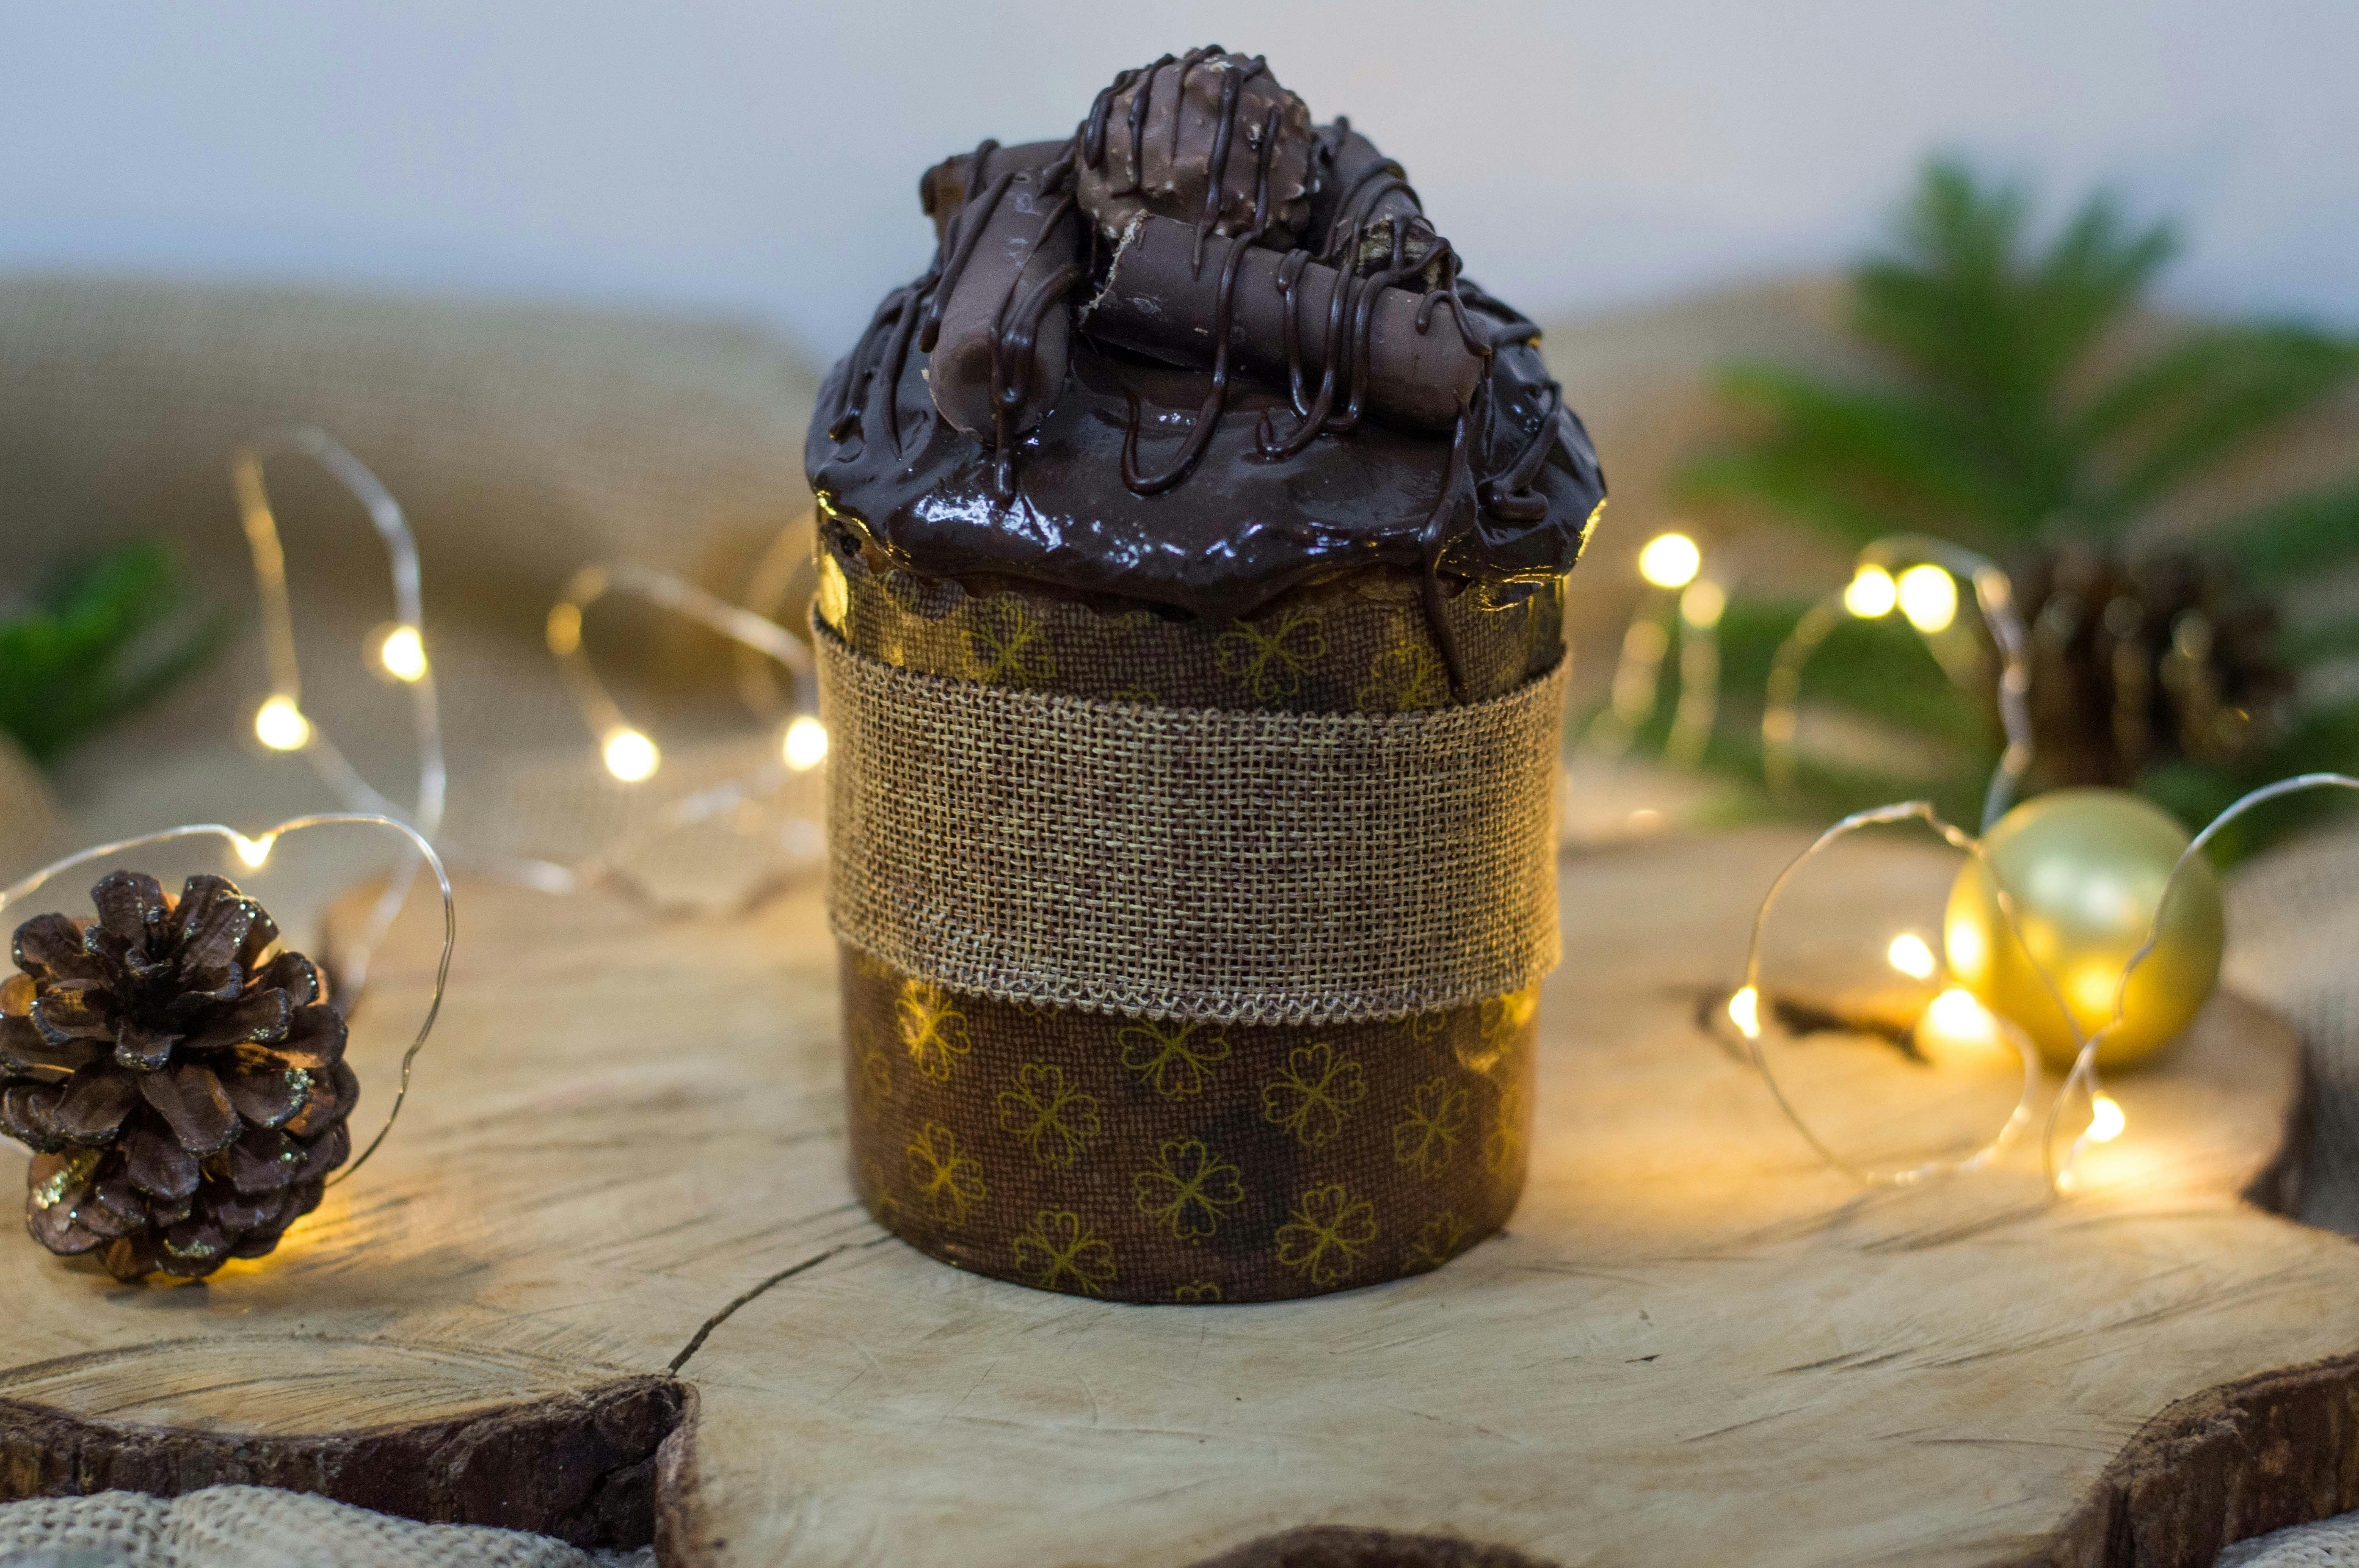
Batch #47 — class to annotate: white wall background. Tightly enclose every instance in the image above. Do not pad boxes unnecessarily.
[5,1,2354,365]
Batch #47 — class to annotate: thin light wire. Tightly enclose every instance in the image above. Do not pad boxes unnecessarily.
[1762,536,2034,835]
[1734,799,2078,1189]
[230,427,446,997]
[550,560,816,728]
[2049,772,2359,1176]
[0,814,455,1188]
[1739,775,2359,1192]
[540,558,824,914]
[1587,590,1673,758]
[732,510,820,717]
[1665,579,1725,769]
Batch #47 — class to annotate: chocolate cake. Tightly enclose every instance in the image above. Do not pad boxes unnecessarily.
[810,48,1604,1302]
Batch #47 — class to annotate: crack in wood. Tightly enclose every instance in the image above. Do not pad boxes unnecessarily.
[666,1237,891,1375]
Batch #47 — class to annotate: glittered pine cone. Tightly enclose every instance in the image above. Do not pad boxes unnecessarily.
[0,872,356,1281]
[2013,542,2295,791]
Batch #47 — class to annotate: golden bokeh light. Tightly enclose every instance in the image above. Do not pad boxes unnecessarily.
[1638,532,1703,590]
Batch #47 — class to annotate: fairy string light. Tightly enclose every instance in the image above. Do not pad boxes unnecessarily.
[1590,530,1705,759]
[2049,772,2359,1179]
[731,510,820,720]
[1727,799,2067,1188]
[230,427,447,999]
[1764,535,2033,833]
[1729,773,2359,1192]
[538,556,826,910]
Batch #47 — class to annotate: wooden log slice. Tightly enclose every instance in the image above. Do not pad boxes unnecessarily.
[0,829,2347,1566]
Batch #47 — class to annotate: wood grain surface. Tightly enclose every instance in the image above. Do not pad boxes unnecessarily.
[0,828,2351,1566]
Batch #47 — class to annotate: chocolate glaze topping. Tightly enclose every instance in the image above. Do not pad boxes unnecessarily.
[811,47,1606,682]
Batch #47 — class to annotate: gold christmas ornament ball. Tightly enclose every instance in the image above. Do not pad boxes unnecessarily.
[1944,789,2225,1073]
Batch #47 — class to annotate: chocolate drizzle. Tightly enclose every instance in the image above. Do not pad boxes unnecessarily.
[811,45,1607,653]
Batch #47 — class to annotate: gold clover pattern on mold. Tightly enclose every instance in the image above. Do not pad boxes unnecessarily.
[906,1121,986,1227]
[1484,1081,1528,1177]
[1134,1138,1247,1243]
[1354,635,1450,713]
[856,1156,904,1229]
[1261,1041,1369,1148]
[1012,1209,1118,1296]
[1276,1182,1379,1288]
[897,979,973,1083]
[962,599,1058,687]
[1214,608,1328,703]
[995,1062,1102,1168]
[1392,1075,1472,1179]
[1402,1210,1470,1275]
[1116,1018,1231,1100]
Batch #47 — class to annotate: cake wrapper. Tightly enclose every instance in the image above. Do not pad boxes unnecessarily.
[822,532,1561,1302]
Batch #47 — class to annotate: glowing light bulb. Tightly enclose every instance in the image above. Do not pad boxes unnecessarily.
[546,602,583,657]
[1843,566,1898,619]
[1638,533,1703,590]
[1728,986,1762,1040]
[2087,1094,2126,1143]
[1921,988,2001,1048]
[254,697,311,752]
[231,832,276,869]
[1897,564,1959,634]
[782,715,830,772]
[1887,933,1938,982]
[1679,579,1727,630]
[378,624,427,682]
[602,727,660,782]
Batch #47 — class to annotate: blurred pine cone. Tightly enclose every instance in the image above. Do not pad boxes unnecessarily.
[2013,543,2296,791]
[0,872,356,1281]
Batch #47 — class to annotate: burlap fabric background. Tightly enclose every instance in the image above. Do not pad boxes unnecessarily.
[0,276,813,615]
[0,1486,651,1568]
[821,532,1563,1302]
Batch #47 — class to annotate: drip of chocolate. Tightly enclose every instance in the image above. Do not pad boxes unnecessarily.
[921,140,1085,467]
[811,45,1607,670]
[1086,214,1481,432]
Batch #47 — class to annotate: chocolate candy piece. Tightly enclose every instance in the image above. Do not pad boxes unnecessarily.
[1076,48,1314,249]
[1309,125,1435,276]
[924,146,1086,443]
[1084,213,1483,432]
[920,139,1074,247]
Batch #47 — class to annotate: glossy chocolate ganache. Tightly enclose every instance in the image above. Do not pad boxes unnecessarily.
[808,47,1607,690]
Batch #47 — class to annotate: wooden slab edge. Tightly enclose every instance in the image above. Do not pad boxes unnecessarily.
[1183,1527,1559,1567]
[0,1374,686,1549]
[2034,1349,2359,1568]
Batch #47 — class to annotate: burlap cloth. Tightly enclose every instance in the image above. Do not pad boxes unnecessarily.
[819,628,1567,1024]
[0,1486,651,1568]
[0,276,816,618]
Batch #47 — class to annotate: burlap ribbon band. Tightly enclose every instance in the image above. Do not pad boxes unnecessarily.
[818,625,1566,1025]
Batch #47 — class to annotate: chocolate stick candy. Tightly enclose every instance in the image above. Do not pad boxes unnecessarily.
[1084,212,1483,432]
[1312,125,1434,274]
[923,148,1087,443]
[920,139,1074,248]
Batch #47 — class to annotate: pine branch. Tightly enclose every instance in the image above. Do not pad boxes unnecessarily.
[2212,477,2359,590]
[2283,618,2359,666]
[0,541,226,763]
[2097,325,2359,521]
[1680,367,2032,548]
[1857,165,2171,416]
